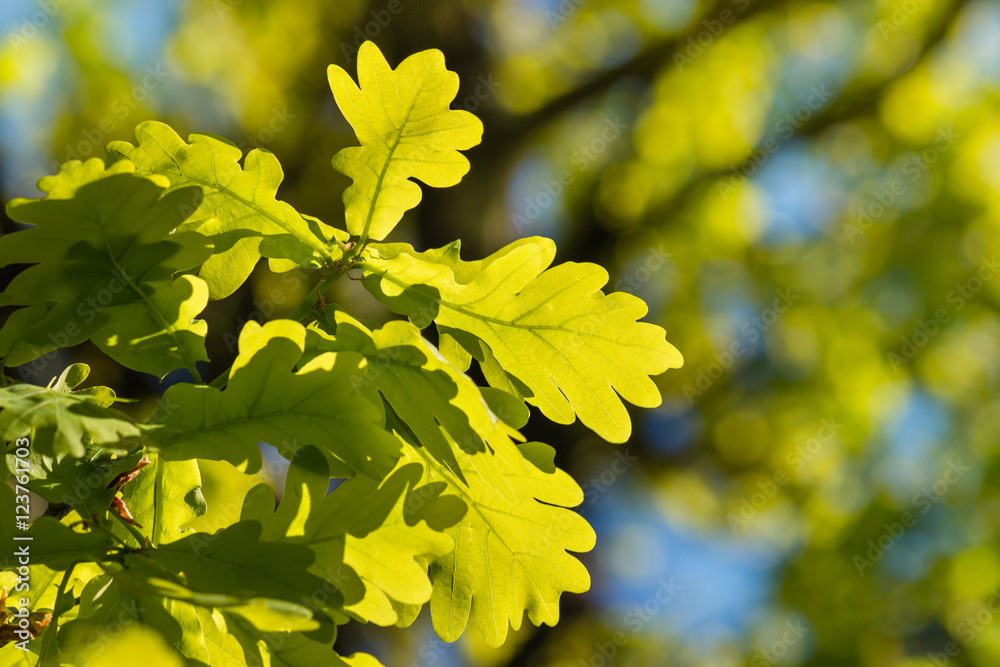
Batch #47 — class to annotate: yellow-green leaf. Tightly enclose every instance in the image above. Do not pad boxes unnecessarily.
[393,423,595,646]
[328,41,483,241]
[152,320,399,479]
[361,237,684,442]
[0,159,211,378]
[108,121,344,299]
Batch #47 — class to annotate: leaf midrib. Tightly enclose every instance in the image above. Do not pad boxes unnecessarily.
[142,132,329,254]
[360,260,667,349]
[356,65,436,243]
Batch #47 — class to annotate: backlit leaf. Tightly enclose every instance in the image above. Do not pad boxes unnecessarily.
[110,453,206,547]
[243,446,464,626]
[328,42,483,241]
[0,363,143,458]
[108,121,345,299]
[361,237,684,442]
[392,421,596,646]
[152,320,399,479]
[302,310,521,485]
[0,159,211,378]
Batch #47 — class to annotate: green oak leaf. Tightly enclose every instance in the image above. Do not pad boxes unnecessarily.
[302,310,522,486]
[62,623,187,667]
[196,606,383,667]
[479,386,531,430]
[0,158,212,378]
[0,561,98,664]
[328,41,483,241]
[0,643,36,666]
[389,420,596,646]
[0,562,92,612]
[107,121,345,299]
[143,521,340,620]
[1,485,110,570]
[10,444,144,520]
[64,562,325,665]
[146,581,319,633]
[243,445,464,627]
[0,363,144,458]
[119,525,343,661]
[361,236,684,442]
[151,320,399,479]
[110,453,206,547]
[67,572,211,664]
[75,562,321,639]
[223,598,320,633]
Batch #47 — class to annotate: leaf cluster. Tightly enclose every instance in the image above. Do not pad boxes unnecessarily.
[0,42,681,665]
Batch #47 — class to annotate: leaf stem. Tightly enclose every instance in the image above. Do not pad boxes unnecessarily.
[37,564,76,666]
[97,233,204,383]
[288,264,351,322]
[208,368,231,389]
[111,511,148,547]
[207,251,360,390]
[91,520,130,550]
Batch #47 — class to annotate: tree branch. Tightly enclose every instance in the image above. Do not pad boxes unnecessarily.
[482,0,793,152]
[638,0,970,229]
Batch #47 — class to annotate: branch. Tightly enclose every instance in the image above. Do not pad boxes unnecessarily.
[484,0,792,151]
[640,0,969,226]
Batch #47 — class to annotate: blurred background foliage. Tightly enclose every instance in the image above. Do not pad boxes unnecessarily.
[1,0,999,665]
